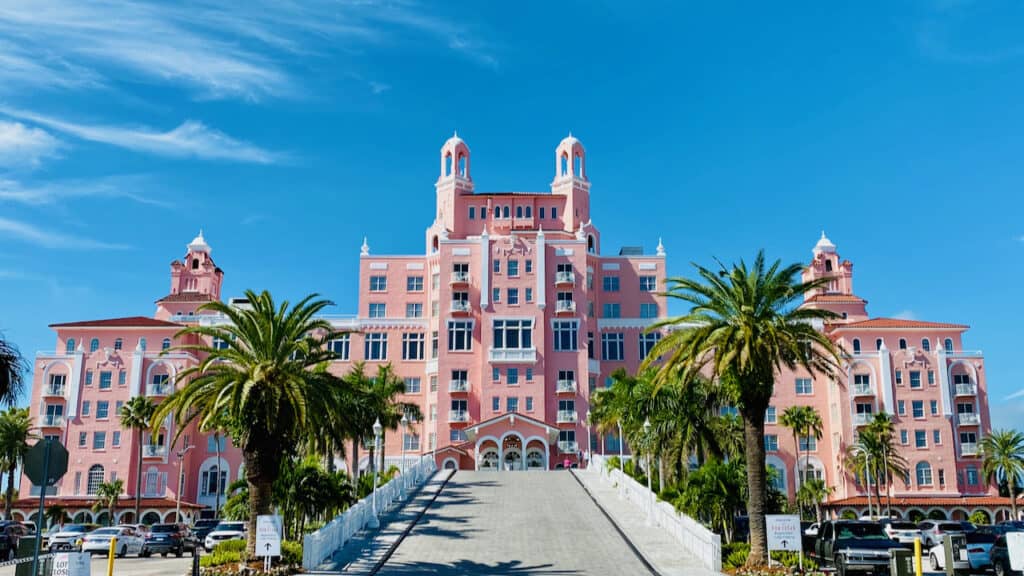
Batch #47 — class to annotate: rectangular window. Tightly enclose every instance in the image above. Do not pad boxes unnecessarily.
[602,276,620,292]
[551,207,557,219]
[431,331,438,358]
[407,276,423,291]
[432,273,439,290]
[602,333,625,361]
[493,319,533,349]
[525,397,534,412]
[430,375,438,392]
[493,259,500,274]
[492,396,500,412]
[406,303,423,318]
[765,435,779,452]
[930,400,938,415]
[640,303,658,318]
[85,371,93,386]
[765,406,777,424]
[795,378,813,395]
[928,371,935,385]
[404,377,421,394]
[118,371,126,386]
[909,371,922,389]
[112,431,121,447]
[507,288,519,305]
[93,431,106,450]
[507,368,519,385]
[447,320,473,351]
[553,320,579,351]
[402,333,425,360]
[895,370,903,385]
[525,368,533,381]
[369,275,387,292]
[915,430,927,448]
[897,400,906,416]
[79,432,87,447]
[96,401,109,419]
[508,260,519,277]
[539,207,546,219]
[525,288,533,302]
[799,436,817,452]
[115,400,123,413]
[468,206,475,220]
[938,468,946,486]
[368,303,386,318]
[493,367,500,381]
[99,371,112,389]
[450,429,468,442]
[507,397,519,412]
[933,430,941,445]
[207,436,227,452]
[639,276,657,291]
[492,288,500,303]
[602,303,621,318]
[639,332,661,358]
[82,401,91,417]
[403,433,420,451]
[966,466,978,485]
[912,400,925,419]
[429,404,437,421]
[330,335,350,360]
[525,260,533,274]
[900,430,909,445]
[364,333,388,360]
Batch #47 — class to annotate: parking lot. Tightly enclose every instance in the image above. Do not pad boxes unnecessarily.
[0,555,193,576]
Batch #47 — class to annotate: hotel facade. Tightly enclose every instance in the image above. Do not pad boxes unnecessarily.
[17,134,1012,526]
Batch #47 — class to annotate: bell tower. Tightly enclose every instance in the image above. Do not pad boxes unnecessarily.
[433,132,474,237]
[155,231,224,319]
[550,133,590,233]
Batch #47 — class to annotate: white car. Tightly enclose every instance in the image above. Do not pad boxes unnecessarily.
[927,529,996,573]
[883,521,922,545]
[81,526,144,557]
[47,524,95,551]
[204,522,247,551]
[804,523,819,537]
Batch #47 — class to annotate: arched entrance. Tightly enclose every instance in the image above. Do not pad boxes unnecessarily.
[478,443,499,471]
[141,511,162,525]
[442,458,458,470]
[502,435,523,471]
[525,438,547,470]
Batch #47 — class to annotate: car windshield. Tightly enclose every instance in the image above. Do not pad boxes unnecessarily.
[939,523,965,531]
[215,523,245,532]
[91,528,119,536]
[195,520,219,527]
[150,525,178,533]
[837,524,888,539]
[891,522,918,530]
[61,525,89,533]
[967,531,997,544]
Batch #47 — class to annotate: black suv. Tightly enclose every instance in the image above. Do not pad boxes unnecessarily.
[191,519,221,543]
[0,521,28,560]
[142,523,198,557]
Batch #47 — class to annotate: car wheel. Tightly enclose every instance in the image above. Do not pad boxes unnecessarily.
[930,553,940,571]
[118,545,127,558]
[995,560,1006,576]
[835,555,846,576]
[161,552,167,557]
[175,546,183,558]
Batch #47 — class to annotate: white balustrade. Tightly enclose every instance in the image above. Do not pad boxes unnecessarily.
[955,383,977,396]
[958,413,980,426]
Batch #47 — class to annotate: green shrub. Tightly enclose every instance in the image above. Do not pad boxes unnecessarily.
[199,549,243,568]
[723,542,750,569]
[281,540,302,565]
[215,540,247,554]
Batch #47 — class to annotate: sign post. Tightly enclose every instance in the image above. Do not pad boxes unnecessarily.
[50,551,90,576]
[1007,532,1024,573]
[256,515,282,572]
[766,514,803,569]
[24,438,69,576]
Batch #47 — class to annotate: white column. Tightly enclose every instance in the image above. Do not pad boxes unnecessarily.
[129,344,145,399]
[878,343,893,412]
[937,347,951,416]
[480,229,490,308]
[536,229,546,309]
[67,345,85,418]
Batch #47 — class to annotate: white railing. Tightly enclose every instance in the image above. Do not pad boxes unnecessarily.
[590,454,721,572]
[557,410,578,423]
[450,300,471,313]
[449,380,469,393]
[43,386,66,397]
[450,271,470,284]
[556,380,577,394]
[449,410,469,423]
[955,383,977,396]
[961,442,978,456]
[558,441,578,453]
[555,271,575,284]
[945,350,983,358]
[146,383,172,396]
[303,456,437,570]
[958,413,980,426]
[425,359,438,375]
[555,300,576,313]
[143,445,167,458]
[853,413,873,426]
[852,384,873,395]
[40,415,64,427]
[488,348,537,363]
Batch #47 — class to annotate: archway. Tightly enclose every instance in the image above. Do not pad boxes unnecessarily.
[141,511,162,525]
[502,435,523,471]
[927,509,948,520]
[969,509,991,524]
[72,511,91,524]
[442,458,458,470]
[907,509,926,522]
[94,511,110,526]
[949,508,968,521]
[119,511,136,524]
[478,445,499,471]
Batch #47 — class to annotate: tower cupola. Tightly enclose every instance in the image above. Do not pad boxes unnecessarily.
[439,132,471,182]
[554,133,586,181]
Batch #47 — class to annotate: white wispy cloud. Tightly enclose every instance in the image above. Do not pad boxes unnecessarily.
[0,108,278,164]
[0,176,168,207]
[369,81,392,95]
[0,216,130,250]
[893,310,917,320]
[0,121,62,169]
[1005,389,1024,401]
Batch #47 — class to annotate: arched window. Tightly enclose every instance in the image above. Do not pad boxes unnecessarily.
[162,338,171,351]
[898,338,907,350]
[515,206,523,218]
[90,338,100,353]
[191,258,199,270]
[944,338,953,352]
[65,339,75,354]
[87,465,105,495]
[525,206,532,218]
[200,464,227,496]
[916,462,933,486]
[560,153,569,177]
[852,339,861,355]
[502,206,510,219]
[587,235,596,254]
[825,260,833,272]
[114,338,123,351]
[431,236,439,253]
[921,338,930,352]
[574,153,583,177]
[768,463,786,492]
[138,338,147,351]
[875,338,883,351]
[458,154,467,177]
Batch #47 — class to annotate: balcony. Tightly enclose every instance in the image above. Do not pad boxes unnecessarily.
[557,410,578,424]
[143,445,167,458]
[852,384,873,396]
[488,348,537,363]
[555,300,576,315]
[450,271,470,285]
[43,385,66,397]
[449,379,469,393]
[958,413,980,426]
[448,410,469,423]
[450,300,472,315]
[955,383,977,396]
[853,413,873,426]
[961,442,979,456]
[556,380,577,394]
[555,271,575,285]
[146,382,172,396]
[39,415,64,427]
[558,441,579,453]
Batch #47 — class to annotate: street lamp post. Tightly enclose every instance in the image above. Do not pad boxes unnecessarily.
[400,414,409,498]
[369,418,382,529]
[585,410,592,469]
[175,445,195,523]
[643,418,653,527]
[617,421,624,500]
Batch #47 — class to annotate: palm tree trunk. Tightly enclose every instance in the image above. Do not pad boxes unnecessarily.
[743,412,769,567]
[380,430,386,475]
[243,441,281,556]
[134,427,144,521]
[792,431,801,493]
[214,432,222,519]
[1011,476,1018,521]
[351,438,360,478]
[4,465,15,519]
[658,456,665,494]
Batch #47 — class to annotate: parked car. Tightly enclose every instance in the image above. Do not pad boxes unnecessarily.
[191,519,221,542]
[116,524,149,538]
[0,521,29,560]
[81,526,144,557]
[882,520,923,546]
[919,520,974,547]
[813,520,900,576]
[1000,521,1024,531]
[991,531,1024,576]
[47,524,98,552]
[204,521,247,551]
[928,528,998,572]
[142,523,197,557]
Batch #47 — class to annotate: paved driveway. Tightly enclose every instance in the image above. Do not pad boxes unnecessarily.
[376,470,656,575]
[0,555,192,576]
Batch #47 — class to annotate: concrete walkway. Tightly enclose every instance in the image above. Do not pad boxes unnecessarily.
[573,469,722,576]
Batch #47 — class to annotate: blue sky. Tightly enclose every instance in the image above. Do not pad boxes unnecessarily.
[0,1,1022,428]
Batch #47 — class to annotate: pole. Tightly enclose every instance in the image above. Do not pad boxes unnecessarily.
[106,536,117,576]
[913,536,923,576]
[617,422,624,499]
[30,438,51,576]
[176,454,183,522]
[646,452,653,526]
[865,453,874,519]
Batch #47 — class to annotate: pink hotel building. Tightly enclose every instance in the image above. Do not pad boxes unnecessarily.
[17,134,1010,526]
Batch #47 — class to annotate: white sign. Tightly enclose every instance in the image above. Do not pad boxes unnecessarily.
[766,514,802,552]
[256,515,282,557]
[1008,532,1024,571]
[51,552,90,576]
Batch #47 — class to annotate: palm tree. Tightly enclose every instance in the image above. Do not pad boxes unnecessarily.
[780,405,823,492]
[980,429,1024,521]
[342,363,376,478]
[152,290,356,554]
[644,252,841,566]
[45,505,68,530]
[865,412,903,516]
[0,335,26,407]
[0,408,35,519]
[367,364,421,476]
[796,478,831,522]
[119,396,155,523]
[92,480,124,526]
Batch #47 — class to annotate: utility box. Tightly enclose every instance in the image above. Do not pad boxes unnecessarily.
[943,533,970,576]
[889,547,914,576]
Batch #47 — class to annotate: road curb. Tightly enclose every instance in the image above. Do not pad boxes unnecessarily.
[366,468,455,575]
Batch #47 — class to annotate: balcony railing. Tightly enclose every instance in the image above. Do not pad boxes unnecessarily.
[555,300,576,314]
[448,410,469,423]
[853,413,873,426]
[852,384,873,396]
[146,382,172,396]
[557,410,578,424]
[555,271,575,285]
[43,385,66,397]
[961,442,979,456]
[39,415,64,427]
[488,348,537,363]
[955,383,977,396]
[449,380,469,393]
[558,441,579,453]
[556,380,577,394]
[450,300,471,314]
[450,271,470,284]
[958,413,980,426]
[143,445,167,458]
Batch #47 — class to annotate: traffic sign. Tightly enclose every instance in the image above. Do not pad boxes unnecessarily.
[766,514,802,552]
[24,439,68,487]
[256,515,281,557]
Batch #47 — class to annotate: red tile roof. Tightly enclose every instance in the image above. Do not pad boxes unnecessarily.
[49,316,181,328]
[827,496,1018,507]
[156,293,215,303]
[805,294,866,304]
[12,496,203,510]
[837,318,969,330]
